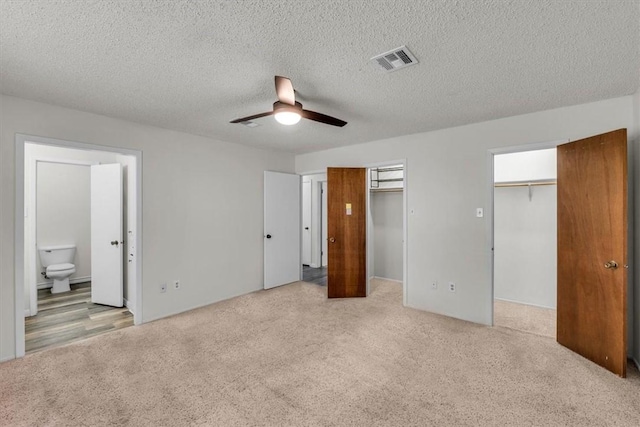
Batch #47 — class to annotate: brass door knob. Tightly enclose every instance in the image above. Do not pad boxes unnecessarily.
[329,237,336,243]
[604,260,618,269]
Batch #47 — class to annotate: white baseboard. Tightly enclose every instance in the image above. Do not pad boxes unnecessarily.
[310,263,318,268]
[24,309,32,317]
[1,355,15,363]
[494,297,556,310]
[37,276,91,289]
[634,358,640,371]
[373,276,403,284]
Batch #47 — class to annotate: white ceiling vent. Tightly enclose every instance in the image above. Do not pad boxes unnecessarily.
[370,45,418,73]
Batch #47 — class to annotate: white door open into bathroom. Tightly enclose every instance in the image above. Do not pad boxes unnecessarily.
[90,164,123,307]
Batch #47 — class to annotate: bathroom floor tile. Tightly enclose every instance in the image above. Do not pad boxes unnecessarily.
[25,281,133,354]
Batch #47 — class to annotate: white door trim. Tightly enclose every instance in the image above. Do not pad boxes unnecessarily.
[14,134,143,358]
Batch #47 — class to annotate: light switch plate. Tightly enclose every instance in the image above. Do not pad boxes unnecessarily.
[476,208,484,218]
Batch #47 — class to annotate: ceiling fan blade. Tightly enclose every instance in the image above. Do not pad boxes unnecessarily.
[229,111,274,124]
[275,76,296,106]
[301,109,347,127]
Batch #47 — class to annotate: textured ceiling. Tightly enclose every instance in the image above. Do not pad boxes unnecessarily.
[1,1,639,154]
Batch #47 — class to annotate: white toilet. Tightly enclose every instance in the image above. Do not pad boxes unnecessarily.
[38,245,77,294]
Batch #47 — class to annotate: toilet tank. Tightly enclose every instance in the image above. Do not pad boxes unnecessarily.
[38,245,76,267]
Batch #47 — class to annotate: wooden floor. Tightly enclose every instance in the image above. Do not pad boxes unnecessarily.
[302,265,327,286]
[25,282,133,354]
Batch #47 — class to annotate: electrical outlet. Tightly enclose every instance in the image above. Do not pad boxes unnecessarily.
[173,280,181,290]
[431,281,438,290]
[449,282,456,293]
[476,208,484,218]
[160,283,167,293]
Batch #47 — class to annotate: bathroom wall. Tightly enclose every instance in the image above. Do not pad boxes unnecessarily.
[371,191,403,281]
[36,162,91,284]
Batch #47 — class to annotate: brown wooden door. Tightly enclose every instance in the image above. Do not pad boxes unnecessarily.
[557,129,628,377]
[327,168,367,298]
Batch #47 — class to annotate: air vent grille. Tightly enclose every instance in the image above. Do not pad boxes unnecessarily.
[370,45,418,73]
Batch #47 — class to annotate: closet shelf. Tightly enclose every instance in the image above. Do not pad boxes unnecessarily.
[494,179,556,188]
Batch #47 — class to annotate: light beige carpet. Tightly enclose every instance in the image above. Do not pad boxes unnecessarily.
[1,279,639,426]
[494,299,556,338]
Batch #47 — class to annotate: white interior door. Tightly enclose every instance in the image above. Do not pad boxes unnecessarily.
[321,181,328,267]
[264,171,301,289]
[302,180,312,265]
[91,164,123,307]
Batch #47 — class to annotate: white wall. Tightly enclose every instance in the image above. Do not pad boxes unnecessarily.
[371,191,403,281]
[494,149,556,182]
[36,162,91,283]
[493,185,557,308]
[295,95,638,364]
[0,95,294,361]
[493,150,557,309]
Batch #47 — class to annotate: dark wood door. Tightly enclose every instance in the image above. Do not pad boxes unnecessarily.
[557,129,628,377]
[327,168,367,298]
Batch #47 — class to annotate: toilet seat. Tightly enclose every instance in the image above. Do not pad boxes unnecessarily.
[47,263,75,273]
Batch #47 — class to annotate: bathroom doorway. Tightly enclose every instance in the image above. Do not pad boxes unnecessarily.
[15,135,142,357]
[301,173,328,286]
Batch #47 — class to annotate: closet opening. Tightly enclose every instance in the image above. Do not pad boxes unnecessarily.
[492,148,557,338]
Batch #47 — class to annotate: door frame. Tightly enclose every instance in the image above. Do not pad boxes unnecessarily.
[487,138,570,326]
[14,134,143,358]
[28,158,97,317]
[299,158,408,306]
[320,180,328,267]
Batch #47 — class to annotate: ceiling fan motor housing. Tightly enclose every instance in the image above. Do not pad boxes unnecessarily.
[273,101,303,113]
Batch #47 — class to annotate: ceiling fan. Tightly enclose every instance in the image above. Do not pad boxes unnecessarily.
[230,76,347,127]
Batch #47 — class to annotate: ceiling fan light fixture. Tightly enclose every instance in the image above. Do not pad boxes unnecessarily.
[230,79,346,127]
[274,111,301,125]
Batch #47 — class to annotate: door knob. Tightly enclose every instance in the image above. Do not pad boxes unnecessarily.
[329,237,335,243]
[604,260,618,269]
[304,227,309,230]
[111,240,119,247]
[265,234,272,239]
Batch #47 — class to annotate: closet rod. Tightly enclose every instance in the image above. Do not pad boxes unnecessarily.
[375,178,404,183]
[494,180,556,188]
[370,188,404,193]
[373,167,403,172]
